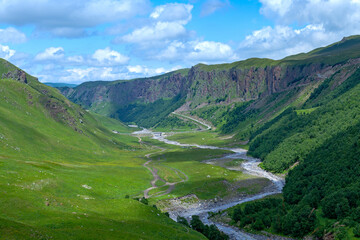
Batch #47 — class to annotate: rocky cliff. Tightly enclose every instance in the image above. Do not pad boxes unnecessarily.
[59,35,360,126]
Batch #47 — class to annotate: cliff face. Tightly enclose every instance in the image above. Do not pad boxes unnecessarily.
[184,63,328,107]
[63,72,189,109]
[62,62,328,109]
[58,36,360,126]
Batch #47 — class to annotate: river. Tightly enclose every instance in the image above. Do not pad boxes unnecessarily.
[133,129,285,240]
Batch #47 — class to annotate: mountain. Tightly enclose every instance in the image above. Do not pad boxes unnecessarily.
[43,82,78,88]
[58,36,360,238]
[0,59,205,239]
[60,36,360,128]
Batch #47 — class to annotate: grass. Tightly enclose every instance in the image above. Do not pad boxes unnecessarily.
[0,72,264,239]
[224,159,244,167]
[166,131,237,147]
[0,77,206,239]
[147,147,269,201]
[295,107,318,115]
[91,112,139,133]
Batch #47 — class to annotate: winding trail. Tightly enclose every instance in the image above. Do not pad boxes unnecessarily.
[142,147,189,198]
[172,112,212,130]
[134,128,284,239]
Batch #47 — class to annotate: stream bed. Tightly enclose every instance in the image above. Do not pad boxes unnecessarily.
[133,129,285,240]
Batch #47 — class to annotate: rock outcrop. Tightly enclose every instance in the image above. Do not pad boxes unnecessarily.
[2,69,28,83]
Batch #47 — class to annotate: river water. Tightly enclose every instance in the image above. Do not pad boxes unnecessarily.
[133,129,285,240]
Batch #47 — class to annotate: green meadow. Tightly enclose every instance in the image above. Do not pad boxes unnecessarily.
[0,75,262,240]
[0,78,207,239]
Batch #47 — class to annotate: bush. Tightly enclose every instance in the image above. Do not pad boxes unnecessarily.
[354,224,360,237]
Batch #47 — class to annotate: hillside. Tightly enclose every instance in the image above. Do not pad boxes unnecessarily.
[0,60,206,239]
[57,36,360,239]
[43,82,78,88]
[60,36,360,128]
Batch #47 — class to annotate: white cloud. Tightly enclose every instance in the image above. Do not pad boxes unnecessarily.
[238,0,360,60]
[121,21,187,44]
[259,0,360,33]
[33,46,129,67]
[0,0,150,37]
[155,40,238,64]
[67,55,84,64]
[259,0,293,17]
[189,41,237,61]
[92,47,129,65]
[150,3,193,24]
[59,67,129,83]
[0,27,27,43]
[239,24,331,59]
[35,47,65,61]
[0,44,16,60]
[117,2,237,64]
[119,3,193,46]
[127,65,168,75]
[201,0,230,16]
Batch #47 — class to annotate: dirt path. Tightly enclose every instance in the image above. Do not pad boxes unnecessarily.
[143,148,189,198]
[172,112,212,130]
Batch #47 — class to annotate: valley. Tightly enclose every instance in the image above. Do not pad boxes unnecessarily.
[1,36,360,239]
[134,128,284,240]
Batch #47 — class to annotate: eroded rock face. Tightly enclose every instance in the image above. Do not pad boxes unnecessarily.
[2,70,28,84]
[62,72,190,108]
[58,58,360,116]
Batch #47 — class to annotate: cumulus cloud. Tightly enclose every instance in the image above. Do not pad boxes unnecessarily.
[67,55,85,64]
[92,47,129,66]
[150,3,193,24]
[238,0,360,60]
[260,0,360,32]
[0,0,150,37]
[156,40,238,64]
[127,65,168,75]
[30,46,132,83]
[201,0,230,16]
[58,67,125,83]
[0,27,27,43]
[188,41,237,61]
[239,24,330,59]
[118,3,193,45]
[121,21,187,44]
[35,47,65,61]
[0,44,16,60]
[34,46,129,67]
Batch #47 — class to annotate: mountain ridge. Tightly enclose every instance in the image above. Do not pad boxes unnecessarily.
[59,35,360,128]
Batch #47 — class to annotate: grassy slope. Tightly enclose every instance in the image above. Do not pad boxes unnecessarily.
[167,131,237,147]
[152,114,199,132]
[0,63,205,239]
[249,68,360,172]
[212,38,360,238]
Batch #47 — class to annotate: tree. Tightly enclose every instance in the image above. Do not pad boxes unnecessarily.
[140,197,148,205]
[252,219,265,231]
[232,207,243,223]
[177,216,190,227]
[354,224,360,238]
[190,215,205,234]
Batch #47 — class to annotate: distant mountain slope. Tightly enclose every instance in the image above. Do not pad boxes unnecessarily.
[56,36,360,239]
[43,82,78,88]
[226,42,360,239]
[59,36,360,128]
[0,59,205,240]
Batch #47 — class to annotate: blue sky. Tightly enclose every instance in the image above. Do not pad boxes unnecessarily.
[1,0,360,83]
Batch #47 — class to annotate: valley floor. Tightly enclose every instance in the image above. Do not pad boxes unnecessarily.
[133,129,285,240]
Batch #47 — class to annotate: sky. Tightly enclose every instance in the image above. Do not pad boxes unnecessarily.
[1,0,360,84]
